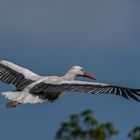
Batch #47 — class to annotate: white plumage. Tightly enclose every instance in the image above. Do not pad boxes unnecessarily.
[2,91,44,104]
[0,60,140,108]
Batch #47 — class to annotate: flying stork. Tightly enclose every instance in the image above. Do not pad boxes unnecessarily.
[0,60,139,108]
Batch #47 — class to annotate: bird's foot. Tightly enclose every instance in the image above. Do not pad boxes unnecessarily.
[6,101,20,108]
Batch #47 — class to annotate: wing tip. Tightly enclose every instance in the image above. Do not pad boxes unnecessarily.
[128,90,140,102]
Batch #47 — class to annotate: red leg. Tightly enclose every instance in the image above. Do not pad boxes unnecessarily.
[6,101,21,108]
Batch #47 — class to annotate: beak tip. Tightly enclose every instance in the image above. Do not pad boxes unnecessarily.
[83,72,96,80]
[92,78,96,80]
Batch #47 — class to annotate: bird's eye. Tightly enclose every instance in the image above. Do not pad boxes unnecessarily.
[81,69,84,72]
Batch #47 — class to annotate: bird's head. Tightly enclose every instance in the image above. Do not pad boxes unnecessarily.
[72,66,96,80]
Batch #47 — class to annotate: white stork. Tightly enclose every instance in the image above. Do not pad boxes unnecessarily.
[0,60,139,108]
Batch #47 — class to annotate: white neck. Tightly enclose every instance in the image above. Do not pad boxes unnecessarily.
[62,69,77,81]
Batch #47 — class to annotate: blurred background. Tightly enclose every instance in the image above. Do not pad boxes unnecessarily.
[0,0,140,140]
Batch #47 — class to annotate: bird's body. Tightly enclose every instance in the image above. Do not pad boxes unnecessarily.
[0,60,140,108]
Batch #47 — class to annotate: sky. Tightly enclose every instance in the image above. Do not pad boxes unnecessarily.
[0,0,140,140]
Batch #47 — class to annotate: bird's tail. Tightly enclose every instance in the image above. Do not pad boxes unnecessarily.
[1,91,44,104]
[1,91,24,103]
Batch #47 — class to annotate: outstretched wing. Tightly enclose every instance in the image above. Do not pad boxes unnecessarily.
[29,80,140,102]
[0,60,41,90]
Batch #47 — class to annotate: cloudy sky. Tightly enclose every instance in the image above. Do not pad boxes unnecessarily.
[0,0,140,140]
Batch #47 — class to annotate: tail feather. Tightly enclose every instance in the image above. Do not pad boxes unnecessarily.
[1,91,44,104]
[2,92,24,101]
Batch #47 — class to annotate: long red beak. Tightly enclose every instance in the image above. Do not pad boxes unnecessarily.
[82,72,96,80]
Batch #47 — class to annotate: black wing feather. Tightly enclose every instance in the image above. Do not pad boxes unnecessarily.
[0,63,33,90]
[29,82,140,102]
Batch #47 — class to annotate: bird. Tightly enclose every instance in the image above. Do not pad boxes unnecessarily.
[0,60,140,108]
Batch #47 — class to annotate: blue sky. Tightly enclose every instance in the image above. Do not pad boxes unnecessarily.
[0,0,140,140]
